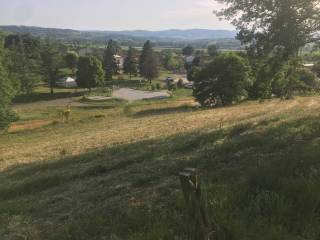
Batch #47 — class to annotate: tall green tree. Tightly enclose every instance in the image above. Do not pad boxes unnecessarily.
[41,39,63,95]
[5,34,43,94]
[216,0,320,98]
[193,53,252,106]
[182,45,194,56]
[207,44,219,57]
[76,56,105,92]
[0,34,18,130]
[139,40,159,83]
[103,40,119,82]
[123,46,137,80]
[65,51,79,76]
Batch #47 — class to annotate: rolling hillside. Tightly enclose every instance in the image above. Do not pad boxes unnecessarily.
[1,95,320,239]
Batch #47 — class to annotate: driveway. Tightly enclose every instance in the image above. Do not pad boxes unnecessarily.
[113,88,170,101]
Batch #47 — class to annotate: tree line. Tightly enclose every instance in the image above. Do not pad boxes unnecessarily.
[0,33,161,130]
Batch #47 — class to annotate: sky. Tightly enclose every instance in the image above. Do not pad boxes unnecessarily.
[0,0,234,31]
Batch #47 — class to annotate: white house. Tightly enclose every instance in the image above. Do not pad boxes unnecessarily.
[185,56,195,64]
[56,77,78,88]
[114,54,124,68]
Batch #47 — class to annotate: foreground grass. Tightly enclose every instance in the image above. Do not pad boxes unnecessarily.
[1,96,320,239]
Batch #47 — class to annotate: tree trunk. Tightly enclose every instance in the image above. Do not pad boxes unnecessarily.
[50,80,54,95]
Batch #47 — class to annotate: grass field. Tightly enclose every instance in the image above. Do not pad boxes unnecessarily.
[1,93,320,239]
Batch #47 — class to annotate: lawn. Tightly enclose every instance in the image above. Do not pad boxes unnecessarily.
[1,95,320,239]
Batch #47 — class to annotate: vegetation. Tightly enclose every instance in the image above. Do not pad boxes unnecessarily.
[103,40,119,82]
[64,51,79,76]
[139,40,159,83]
[2,93,320,239]
[76,56,105,91]
[182,45,194,56]
[216,0,320,99]
[41,39,63,95]
[193,53,252,106]
[0,35,18,130]
[123,46,138,80]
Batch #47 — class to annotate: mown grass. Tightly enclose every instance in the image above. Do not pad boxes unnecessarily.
[1,96,320,239]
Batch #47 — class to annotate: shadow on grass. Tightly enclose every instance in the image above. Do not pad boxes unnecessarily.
[130,105,200,118]
[1,114,320,239]
[13,91,84,104]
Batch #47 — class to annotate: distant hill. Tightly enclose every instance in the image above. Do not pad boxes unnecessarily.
[0,25,237,41]
[0,25,241,49]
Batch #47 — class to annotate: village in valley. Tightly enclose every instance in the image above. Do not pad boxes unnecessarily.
[2,0,320,239]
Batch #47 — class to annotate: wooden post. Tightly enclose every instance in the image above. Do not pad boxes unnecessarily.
[179,168,215,240]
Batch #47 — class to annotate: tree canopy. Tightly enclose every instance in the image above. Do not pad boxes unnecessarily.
[123,46,137,79]
[193,53,252,106]
[139,41,159,83]
[0,35,18,130]
[76,56,105,91]
[216,0,320,98]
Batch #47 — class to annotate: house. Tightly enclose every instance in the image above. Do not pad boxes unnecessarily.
[303,63,314,69]
[185,56,195,65]
[56,77,78,88]
[114,54,124,68]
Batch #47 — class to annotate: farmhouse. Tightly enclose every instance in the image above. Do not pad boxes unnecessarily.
[56,77,78,88]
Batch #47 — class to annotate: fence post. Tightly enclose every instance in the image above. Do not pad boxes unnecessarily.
[179,168,215,240]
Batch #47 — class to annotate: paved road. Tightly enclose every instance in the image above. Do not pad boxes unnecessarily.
[113,88,170,101]
[13,88,170,108]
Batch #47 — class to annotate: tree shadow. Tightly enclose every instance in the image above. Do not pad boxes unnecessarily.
[13,91,84,104]
[130,105,201,118]
[1,114,320,239]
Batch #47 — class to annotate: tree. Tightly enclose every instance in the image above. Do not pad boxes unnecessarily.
[123,46,137,80]
[5,34,43,94]
[216,0,320,98]
[139,41,159,83]
[76,56,105,92]
[207,44,219,57]
[0,35,18,130]
[103,40,119,82]
[193,53,252,106]
[182,45,194,56]
[41,39,63,95]
[65,51,79,76]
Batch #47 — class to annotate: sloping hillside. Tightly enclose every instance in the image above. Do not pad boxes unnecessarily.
[1,96,320,239]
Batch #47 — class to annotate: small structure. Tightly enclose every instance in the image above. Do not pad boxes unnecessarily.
[114,54,124,68]
[78,48,94,57]
[185,56,195,64]
[56,77,78,88]
[303,63,315,69]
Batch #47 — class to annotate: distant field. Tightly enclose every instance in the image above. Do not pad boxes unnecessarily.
[1,94,320,239]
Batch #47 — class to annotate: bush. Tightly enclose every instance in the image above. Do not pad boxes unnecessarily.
[193,53,252,106]
[177,79,184,88]
[0,108,19,131]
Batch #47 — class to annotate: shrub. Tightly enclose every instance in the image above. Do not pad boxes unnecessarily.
[0,108,19,131]
[177,79,184,88]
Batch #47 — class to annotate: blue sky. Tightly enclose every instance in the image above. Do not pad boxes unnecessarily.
[0,0,233,30]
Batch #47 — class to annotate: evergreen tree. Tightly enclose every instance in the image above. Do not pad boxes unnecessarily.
[41,39,63,95]
[123,46,137,80]
[77,56,105,92]
[65,51,79,76]
[103,40,119,82]
[139,41,159,83]
[5,34,43,94]
[0,34,18,130]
